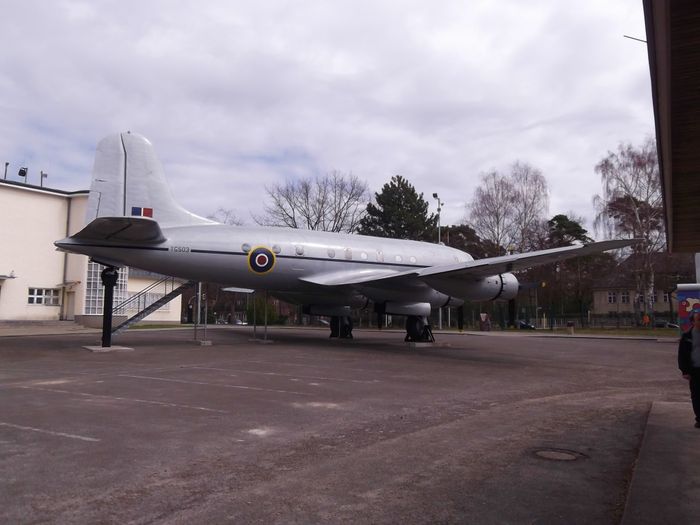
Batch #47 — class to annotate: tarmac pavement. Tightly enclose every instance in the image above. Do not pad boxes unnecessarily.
[0,324,698,523]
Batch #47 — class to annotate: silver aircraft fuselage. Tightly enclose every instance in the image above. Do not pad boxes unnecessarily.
[58,223,514,309]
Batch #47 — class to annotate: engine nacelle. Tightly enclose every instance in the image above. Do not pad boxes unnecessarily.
[496,273,519,300]
[424,272,519,301]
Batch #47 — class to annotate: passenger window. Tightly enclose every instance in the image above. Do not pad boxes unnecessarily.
[272,244,281,254]
[395,255,402,263]
[242,243,251,253]
[361,252,368,260]
[345,248,352,260]
[328,248,336,258]
[295,245,304,256]
[376,250,384,262]
[409,256,417,263]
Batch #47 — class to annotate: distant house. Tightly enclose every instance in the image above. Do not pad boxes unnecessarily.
[591,252,695,323]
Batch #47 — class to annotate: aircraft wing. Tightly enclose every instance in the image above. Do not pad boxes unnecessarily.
[299,239,636,288]
[414,238,635,279]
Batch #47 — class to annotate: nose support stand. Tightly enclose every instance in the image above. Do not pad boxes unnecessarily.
[100,267,119,348]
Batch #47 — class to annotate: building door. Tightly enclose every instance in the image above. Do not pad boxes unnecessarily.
[65,292,75,321]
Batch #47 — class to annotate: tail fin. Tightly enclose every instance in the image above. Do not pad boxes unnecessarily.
[85,132,212,227]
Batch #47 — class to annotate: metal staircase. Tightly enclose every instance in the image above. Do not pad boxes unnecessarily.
[112,277,195,335]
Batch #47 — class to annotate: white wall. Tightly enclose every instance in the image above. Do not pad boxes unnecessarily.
[126,276,183,323]
[0,184,87,320]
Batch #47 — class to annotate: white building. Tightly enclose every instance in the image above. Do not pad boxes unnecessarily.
[0,179,182,324]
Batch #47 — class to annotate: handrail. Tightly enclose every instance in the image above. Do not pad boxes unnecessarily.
[112,280,195,334]
[113,276,176,314]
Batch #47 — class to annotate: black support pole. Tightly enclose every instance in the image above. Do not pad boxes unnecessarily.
[101,267,119,348]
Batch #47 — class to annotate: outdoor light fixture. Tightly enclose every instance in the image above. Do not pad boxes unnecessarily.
[40,171,47,187]
[432,193,442,244]
[18,167,27,181]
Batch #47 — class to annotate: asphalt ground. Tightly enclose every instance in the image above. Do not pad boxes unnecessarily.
[0,327,694,524]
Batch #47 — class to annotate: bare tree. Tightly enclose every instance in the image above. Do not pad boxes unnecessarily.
[510,162,549,252]
[258,171,370,233]
[467,170,516,254]
[467,162,549,254]
[593,137,664,319]
[208,208,244,226]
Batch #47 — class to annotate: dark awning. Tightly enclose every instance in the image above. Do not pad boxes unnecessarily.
[644,0,700,252]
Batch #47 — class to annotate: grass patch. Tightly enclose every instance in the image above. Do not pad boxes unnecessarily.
[560,327,680,337]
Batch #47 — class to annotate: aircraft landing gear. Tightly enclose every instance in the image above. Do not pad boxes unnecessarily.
[404,315,435,343]
[329,316,353,339]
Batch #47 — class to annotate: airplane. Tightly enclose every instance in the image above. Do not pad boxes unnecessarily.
[55,132,634,342]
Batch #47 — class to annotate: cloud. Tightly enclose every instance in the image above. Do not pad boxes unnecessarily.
[0,0,653,233]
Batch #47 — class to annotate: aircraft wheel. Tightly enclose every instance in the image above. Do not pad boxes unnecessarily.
[340,316,354,339]
[329,316,340,338]
[405,315,424,341]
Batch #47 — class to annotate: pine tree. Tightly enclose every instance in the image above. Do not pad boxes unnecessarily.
[357,175,437,241]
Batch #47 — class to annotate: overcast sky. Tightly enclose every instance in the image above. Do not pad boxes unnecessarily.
[0,0,653,237]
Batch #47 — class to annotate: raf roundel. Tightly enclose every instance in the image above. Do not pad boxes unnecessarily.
[248,246,276,275]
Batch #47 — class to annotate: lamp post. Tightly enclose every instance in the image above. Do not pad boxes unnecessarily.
[432,193,442,244]
[433,193,443,329]
[40,171,47,187]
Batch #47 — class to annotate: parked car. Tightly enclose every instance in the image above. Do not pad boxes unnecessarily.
[517,320,536,330]
[654,320,679,329]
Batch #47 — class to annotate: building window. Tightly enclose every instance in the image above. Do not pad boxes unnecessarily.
[28,288,60,306]
[607,291,617,304]
[620,291,630,304]
[663,292,670,303]
[84,262,128,315]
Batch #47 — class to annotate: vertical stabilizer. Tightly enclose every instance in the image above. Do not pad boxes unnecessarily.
[85,132,212,227]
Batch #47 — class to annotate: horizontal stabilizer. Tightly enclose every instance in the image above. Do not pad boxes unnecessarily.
[70,217,165,244]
